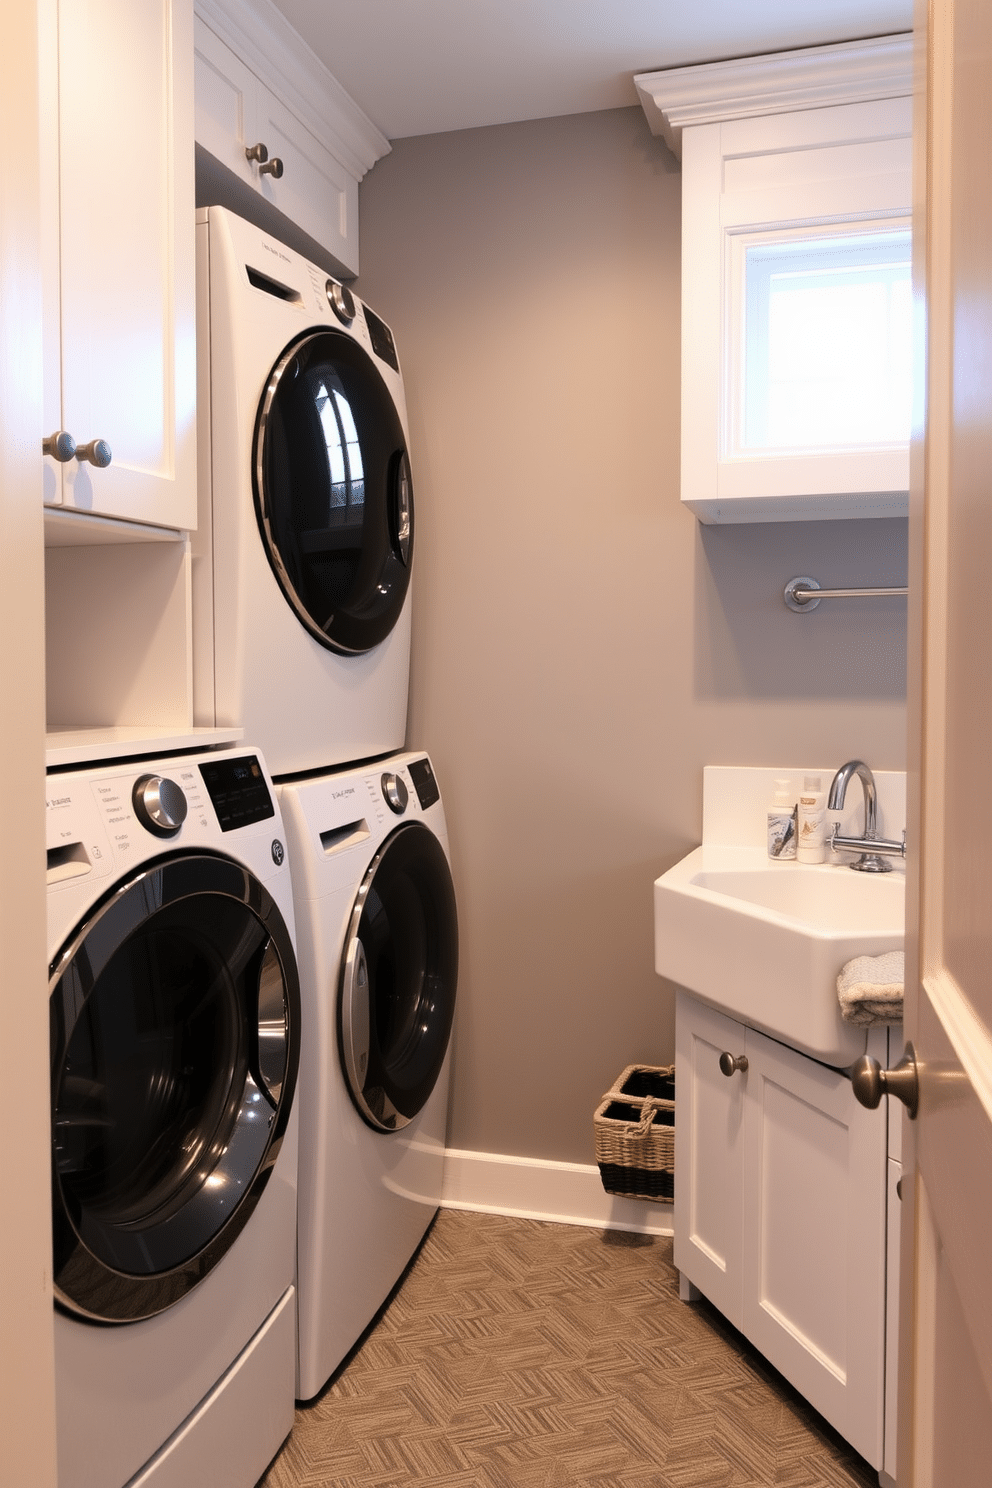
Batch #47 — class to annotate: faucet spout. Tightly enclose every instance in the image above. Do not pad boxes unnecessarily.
[827,759,879,839]
[828,760,903,872]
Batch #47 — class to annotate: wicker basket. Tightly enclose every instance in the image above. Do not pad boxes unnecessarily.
[594,1063,675,1203]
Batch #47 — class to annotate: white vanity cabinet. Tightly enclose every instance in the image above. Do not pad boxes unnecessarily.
[675,991,889,1468]
[40,0,197,531]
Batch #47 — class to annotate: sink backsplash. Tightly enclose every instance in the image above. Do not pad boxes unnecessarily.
[702,765,907,859]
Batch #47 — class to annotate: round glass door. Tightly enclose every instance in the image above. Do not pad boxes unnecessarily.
[339,824,458,1132]
[253,328,413,656]
[49,853,300,1324]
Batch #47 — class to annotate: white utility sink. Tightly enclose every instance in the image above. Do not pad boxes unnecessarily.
[654,845,905,1065]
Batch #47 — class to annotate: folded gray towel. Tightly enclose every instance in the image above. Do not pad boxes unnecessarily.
[837,950,904,1026]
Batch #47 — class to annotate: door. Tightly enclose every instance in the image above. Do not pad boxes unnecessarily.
[43,0,196,529]
[339,823,458,1132]
[49,852,300,1323]
[901,1,992,1478]
[253,327,414,655]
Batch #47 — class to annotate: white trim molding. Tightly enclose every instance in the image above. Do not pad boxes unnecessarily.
[635,33,913,160]
[441,1148,674,1237]
[195,0,389,179]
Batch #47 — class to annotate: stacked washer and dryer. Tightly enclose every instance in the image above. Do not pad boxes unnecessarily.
[47,205,457,1488]
[194,207,459,1402]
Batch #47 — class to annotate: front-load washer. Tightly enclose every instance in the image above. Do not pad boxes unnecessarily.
[194,205,415,777]
[277,751,458,1399]
[47,747,301,1488]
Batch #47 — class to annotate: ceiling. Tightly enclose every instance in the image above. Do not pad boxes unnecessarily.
[269,0,913,141]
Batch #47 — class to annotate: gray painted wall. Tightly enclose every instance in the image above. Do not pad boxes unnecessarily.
[355,105,908,1165]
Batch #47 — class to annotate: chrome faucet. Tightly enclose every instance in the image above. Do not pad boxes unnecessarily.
[827,760,906,873]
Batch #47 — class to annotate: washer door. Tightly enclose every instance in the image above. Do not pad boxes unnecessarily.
[49,853,300,1323]
[253,328,413,656]
[339,823,458,1132]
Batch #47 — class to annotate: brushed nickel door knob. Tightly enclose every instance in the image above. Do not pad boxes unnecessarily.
[258,157,283,178]
[850,1042,919,1119]
[245,141,269,164]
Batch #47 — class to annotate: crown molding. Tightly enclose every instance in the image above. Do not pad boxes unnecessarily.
[195,0,389,178]
[635,33,913,159]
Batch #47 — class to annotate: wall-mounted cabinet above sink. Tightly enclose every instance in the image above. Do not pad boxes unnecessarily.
[636,35,914,524]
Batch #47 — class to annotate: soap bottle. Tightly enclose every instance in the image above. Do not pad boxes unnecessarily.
[766,778,797,860]
[797,774,827,863]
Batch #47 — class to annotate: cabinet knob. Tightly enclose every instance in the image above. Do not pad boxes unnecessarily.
[719,1052,748,1077]
[850,1042,919,1119]
[245,141,269,164]
[75,438,112,468]
[259,157,284,179]
[43,430,76,462]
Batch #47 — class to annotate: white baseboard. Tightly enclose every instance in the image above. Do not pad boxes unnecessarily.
[441,1148,674,1237]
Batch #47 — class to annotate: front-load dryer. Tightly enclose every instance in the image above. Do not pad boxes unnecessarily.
[194,205,414,777]
[47,747,301,1488]
[277,752,458,1399]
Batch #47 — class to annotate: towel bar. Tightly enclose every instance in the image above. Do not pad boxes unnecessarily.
[783,575,909,612]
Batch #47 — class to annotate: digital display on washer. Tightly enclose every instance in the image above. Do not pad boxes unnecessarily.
[408,756,440,811]
[199,755,275,832]
[363,305,399,373]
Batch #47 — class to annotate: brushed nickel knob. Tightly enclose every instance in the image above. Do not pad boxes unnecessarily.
[245,142,269,164]
[75,438,112,468]
[132,775,188,837]
[850,1042,919,1119]
[43,430,76,462]
[259,157,284,179]
[719,1052,748,1077]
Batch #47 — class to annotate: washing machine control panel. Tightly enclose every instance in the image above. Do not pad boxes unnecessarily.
[199,755,275,832]
[132,774,189,837]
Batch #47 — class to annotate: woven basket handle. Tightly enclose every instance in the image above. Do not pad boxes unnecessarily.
[630,1096,662,1140]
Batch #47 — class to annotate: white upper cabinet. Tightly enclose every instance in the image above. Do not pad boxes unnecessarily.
[41,0,197,531]
[193,0,389,277]
[636,35,914,523]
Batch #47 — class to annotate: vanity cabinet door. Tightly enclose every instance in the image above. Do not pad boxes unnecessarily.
[675,992,889,1470]
[674,992,746,1326]
[741,1026,887,1467]
[43,0,196,530]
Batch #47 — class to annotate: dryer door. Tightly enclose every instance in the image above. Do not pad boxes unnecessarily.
[49,853,301,1323]
[253,327,413,656]
[339,823,458,1133]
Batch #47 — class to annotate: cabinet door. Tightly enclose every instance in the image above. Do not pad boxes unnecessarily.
[674,992,746,1326]
[193,15,257,190]
[193,18,359,276]
[55,0,196,529]
[741,1027,887,1467]
[251,88,359,273]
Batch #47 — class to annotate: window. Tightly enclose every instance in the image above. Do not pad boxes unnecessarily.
[740,230,912,454]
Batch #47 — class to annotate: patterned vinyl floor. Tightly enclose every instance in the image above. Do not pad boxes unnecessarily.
[260,1209,878,1488]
